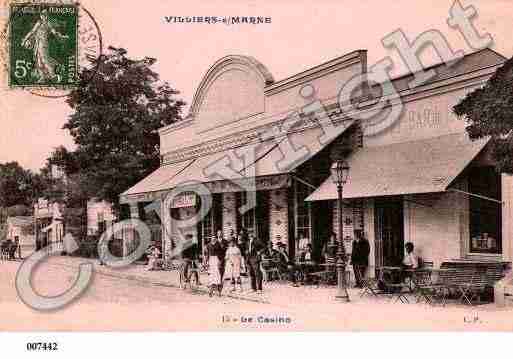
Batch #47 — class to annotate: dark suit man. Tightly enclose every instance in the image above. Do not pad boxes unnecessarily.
[216,230,228,282]
[246,233,265,292]
[350,232,370,288]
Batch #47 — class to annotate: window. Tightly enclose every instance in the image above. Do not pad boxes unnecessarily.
[468,167,502,254]
[295,181,311,247]
[197,193,222,250]
[200,208,214,242]
[239,191,255,234]
[235,191,270,242]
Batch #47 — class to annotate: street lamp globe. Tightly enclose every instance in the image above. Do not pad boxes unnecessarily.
[331,160,350,186]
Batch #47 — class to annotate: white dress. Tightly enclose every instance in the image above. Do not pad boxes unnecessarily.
[208,256,222,286]
[225,246,242,279]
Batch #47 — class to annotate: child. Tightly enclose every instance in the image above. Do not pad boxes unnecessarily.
[225,239,243,292]
[146,245,161,271]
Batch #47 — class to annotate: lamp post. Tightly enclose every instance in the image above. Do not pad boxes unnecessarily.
[331,159,350,302]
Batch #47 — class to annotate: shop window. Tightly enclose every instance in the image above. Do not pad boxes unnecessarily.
[238,191,256,234]
[199,208,214,241]
[295,181,311,249]
[236,191,270,242]
[197,193,222,250]
[468,166,502,254]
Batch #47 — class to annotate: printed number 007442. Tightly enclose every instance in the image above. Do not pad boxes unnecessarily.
[26,342,58,351]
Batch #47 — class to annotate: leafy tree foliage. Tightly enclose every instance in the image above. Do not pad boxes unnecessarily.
[453,58,513,173]
[59,46,185,211]
[0,161,38,207]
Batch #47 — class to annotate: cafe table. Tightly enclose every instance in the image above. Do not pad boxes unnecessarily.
[295,261,316,284]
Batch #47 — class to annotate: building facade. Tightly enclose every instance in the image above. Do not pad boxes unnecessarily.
[86,199,116,236]
[6,216,35,248]
[34,198,64,250]
[120,48,513,270]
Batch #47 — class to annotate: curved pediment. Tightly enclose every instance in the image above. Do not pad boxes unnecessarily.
[190,55,274,134]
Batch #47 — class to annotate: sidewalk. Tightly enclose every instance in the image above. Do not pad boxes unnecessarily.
[40,254,363,305]
[21,252,502,309]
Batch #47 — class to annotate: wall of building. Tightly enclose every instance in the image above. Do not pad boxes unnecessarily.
[363,87,478,149]
[265,61,364,115]
[502,174,513,262]
[160,52,366,157]
[359,190,469,273]
[269,189,288,246]
[404,191,467,268]
[222,192,237,239]
[160,195,197,259]
[363,199,376,272]
[332,200,363,254]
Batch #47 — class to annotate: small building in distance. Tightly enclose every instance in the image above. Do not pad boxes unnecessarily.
[33,198,64,250]
[6,216,35,248]
[87,198,116,236]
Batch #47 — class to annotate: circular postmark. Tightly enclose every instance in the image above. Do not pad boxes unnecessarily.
[1,0,103,98]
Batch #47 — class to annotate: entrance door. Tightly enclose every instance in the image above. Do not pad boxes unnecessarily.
[374,198,404,267]
[311,201,332,262]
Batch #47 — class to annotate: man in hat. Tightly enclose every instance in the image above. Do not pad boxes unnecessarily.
[245,231,265,292]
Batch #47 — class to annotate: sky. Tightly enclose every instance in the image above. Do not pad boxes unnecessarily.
[1,0,513,171]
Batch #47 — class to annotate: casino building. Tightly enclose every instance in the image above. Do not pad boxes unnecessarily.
[120,48,513,271]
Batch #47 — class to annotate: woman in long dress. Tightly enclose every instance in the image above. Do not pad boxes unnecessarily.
[21,9,69,83]
[225,239,243,292]
[206,236,224,297]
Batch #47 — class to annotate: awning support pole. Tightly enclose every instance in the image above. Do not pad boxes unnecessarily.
[448,188,503,204]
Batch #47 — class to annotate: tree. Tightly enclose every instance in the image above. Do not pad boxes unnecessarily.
[61,46,185,212]
[0,161,37,207]
[453,57,513,173]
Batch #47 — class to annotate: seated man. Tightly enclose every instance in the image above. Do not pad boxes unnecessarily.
[321,232,339,263]
[181,234,198,282]
[9,238,19,260]
[276,242,289,268]
[296,243,315,284]
[402,242,418,269]
[302,243,314,263]
[260,241,279,281]
[400,242,418,285]
[146,245,162,271]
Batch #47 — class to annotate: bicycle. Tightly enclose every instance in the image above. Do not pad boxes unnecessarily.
[162,257,181,271]
[179,259,201,290]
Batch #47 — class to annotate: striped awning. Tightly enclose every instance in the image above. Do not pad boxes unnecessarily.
[120,120,355,203]
[306,133,490,201]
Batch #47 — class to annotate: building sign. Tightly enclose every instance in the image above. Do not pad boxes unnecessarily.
[171,192,196,208]
[205,174,290,193]
[120,174,291,204]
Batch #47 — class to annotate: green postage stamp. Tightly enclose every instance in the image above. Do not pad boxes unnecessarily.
[9,3,78,87]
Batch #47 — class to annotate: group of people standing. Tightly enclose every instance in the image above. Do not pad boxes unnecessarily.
[200,228,374,296]
[0,237,20,260]
[205,228,268,297]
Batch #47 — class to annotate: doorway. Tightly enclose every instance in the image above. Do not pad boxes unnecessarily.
[374,198,404,267]
[311,200,333,262]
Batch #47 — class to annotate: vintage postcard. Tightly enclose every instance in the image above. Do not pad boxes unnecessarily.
[1,0,513,345]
